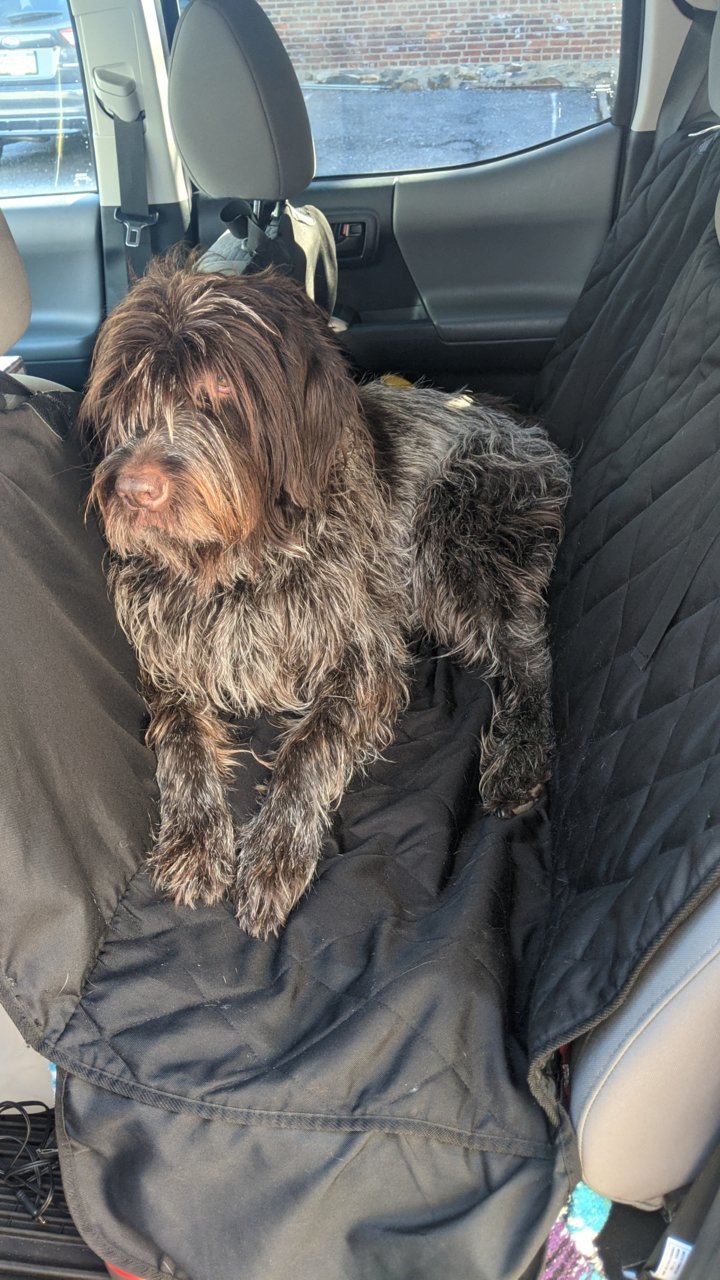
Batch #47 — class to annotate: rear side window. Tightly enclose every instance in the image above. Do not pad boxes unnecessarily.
[0,0,95,196]
[263,0,624,176]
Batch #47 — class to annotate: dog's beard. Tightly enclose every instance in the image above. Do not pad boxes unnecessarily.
[88,417,263,581]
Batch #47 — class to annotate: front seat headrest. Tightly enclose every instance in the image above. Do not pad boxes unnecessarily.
[0,210,30,356]
[168,0,315,201]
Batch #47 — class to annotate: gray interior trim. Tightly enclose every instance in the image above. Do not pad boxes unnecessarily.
[631,0,690,133]
[71,0,191,211]
[708,5,720,112]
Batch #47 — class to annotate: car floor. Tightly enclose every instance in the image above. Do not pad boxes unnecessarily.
[0,1105,106,1277]
[597,1203,667,1280]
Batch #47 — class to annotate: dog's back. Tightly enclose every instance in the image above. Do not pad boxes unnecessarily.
[357,381,549,513]
[357,382,468,499]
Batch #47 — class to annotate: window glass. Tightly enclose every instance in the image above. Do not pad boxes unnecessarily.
[0,0,95,196]
[263,0,624,176]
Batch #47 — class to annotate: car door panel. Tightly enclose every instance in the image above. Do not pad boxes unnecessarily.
[196,120,622,400]
[3,193,102,387]
[326,122,622,395]
[393,121,623,346]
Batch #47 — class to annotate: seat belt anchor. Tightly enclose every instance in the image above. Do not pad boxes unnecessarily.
[113,208,159,250]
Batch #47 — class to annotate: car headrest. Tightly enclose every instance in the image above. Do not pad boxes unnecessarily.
[0,209,30,356]
[168,0,315,201]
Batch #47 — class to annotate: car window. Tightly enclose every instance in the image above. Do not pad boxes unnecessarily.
[176,0,624,177]
[0,0,95,196]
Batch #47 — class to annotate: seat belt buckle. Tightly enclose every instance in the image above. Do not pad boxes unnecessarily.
[114,208,159,249]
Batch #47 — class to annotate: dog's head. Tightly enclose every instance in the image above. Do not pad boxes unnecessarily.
[80,258,367,578]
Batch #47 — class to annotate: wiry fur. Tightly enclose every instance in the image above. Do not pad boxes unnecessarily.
[79,259,570,938]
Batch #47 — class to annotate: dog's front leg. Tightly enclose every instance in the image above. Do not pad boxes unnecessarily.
[145,699,237,908]
[235,658,408,939]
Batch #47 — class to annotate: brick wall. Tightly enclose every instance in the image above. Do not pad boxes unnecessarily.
[263,1,623,82]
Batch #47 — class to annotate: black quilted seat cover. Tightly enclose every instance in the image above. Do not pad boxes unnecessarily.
[530,126,720,1079]
[0,394,572,1280]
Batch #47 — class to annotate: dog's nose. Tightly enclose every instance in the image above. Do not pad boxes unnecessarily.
[115,467,170,511]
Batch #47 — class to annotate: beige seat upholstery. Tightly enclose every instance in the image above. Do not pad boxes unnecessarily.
[0,208,71,395]
[0,209,31,358]
[570,892,720,1208]
[0,1004,55,1105]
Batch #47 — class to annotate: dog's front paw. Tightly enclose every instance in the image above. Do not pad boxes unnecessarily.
[491,776,550,818]
[480,742,551,819]
[234,820,318,939]
[149,810,236,909]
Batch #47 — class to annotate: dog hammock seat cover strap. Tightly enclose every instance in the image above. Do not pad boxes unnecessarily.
[0,390,574,1276]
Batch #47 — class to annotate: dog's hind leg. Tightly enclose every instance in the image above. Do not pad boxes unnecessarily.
[412,418,570,816]
[145,700,238,906]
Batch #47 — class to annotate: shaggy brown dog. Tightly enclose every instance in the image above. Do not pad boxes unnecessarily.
[79,260,570,938]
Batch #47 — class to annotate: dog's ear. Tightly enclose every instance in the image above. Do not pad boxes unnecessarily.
[198,269,372,515]
[288,347,362,504]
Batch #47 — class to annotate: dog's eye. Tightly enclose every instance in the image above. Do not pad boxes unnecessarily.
[196,377,231,402]
[193,377,232,408]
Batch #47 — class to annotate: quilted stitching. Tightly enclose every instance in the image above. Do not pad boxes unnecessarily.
[530,129,720,1060]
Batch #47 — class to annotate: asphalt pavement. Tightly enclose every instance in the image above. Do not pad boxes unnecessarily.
[0,85,601,198]
[307,84,600,176]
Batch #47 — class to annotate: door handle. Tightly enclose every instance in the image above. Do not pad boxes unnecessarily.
[329,211,378,265]
[333,220,366,259]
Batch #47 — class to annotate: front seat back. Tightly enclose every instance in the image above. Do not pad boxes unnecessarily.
[0,208,71,1102]
[0,211,71,395]
[0,210,30,360]
[167,0,337,315]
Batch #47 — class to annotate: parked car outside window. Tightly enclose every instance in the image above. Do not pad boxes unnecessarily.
[0,0,94,194]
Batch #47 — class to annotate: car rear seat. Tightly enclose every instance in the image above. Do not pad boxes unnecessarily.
[3,4,720,1248]
[163,0,720,1218]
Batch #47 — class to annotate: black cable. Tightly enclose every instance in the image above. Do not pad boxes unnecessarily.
[0,1101,59,1226]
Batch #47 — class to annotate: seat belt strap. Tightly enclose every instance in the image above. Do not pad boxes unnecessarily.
[112,112,158,261]
[655,10,715,148]
[680,1165,720,1279]
[92,66,158,312]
